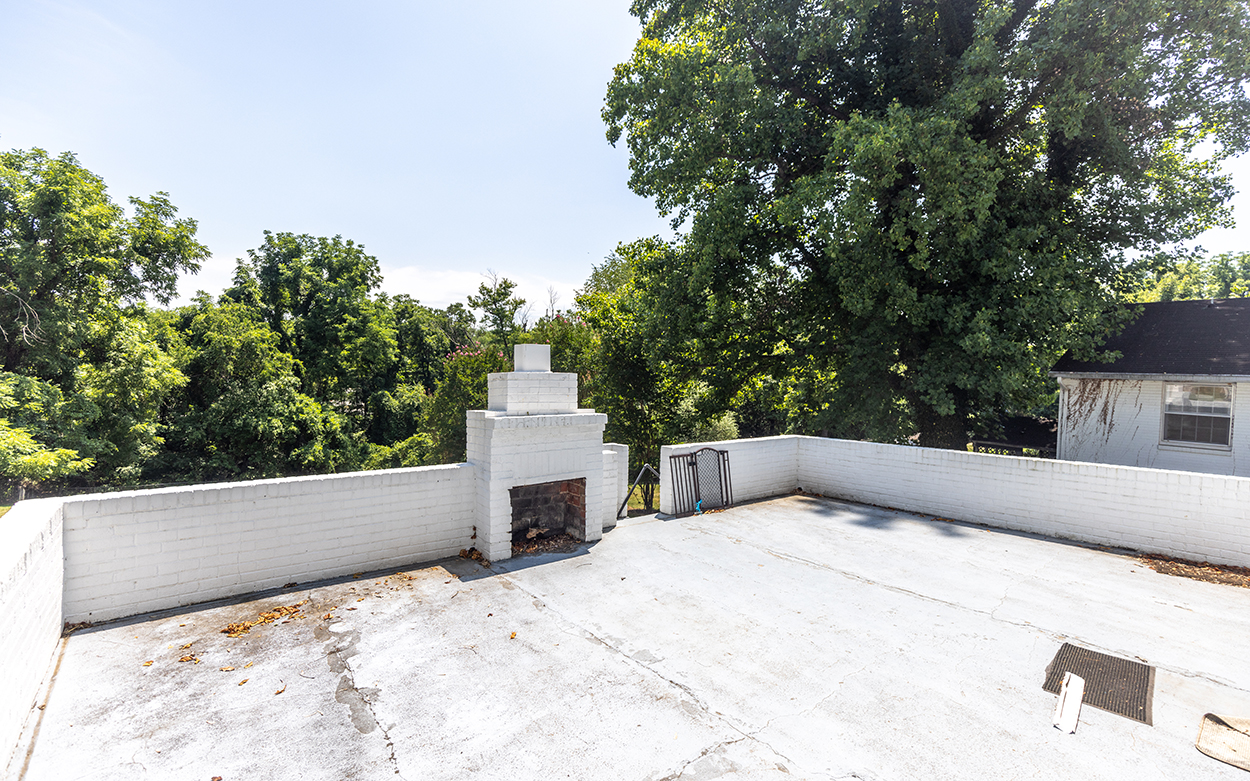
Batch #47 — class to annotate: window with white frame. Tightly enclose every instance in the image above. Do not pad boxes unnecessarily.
[1163,384,1233,446]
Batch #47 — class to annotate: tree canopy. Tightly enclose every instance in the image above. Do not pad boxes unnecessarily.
[605,0,1250,446]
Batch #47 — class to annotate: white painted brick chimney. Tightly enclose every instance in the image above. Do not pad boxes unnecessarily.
[466,345,611,562]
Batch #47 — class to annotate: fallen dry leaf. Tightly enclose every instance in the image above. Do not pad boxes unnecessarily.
[356,597,364,602]
[322,612,334,620]
[238,679,248,686]
[212,777,222,781]
[510,632,517,640]
[178,655,196,663]
[142,661,153,667]
[244,662,253,669]
[347,607,357,611]
[220,666,235,672]
[221,601,307,638]
[275,682,287,695]
[181,642,193,649]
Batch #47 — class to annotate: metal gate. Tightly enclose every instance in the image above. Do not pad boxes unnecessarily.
[670,448,733,515]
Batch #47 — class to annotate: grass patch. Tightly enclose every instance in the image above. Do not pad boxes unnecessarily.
[0,505,9,519]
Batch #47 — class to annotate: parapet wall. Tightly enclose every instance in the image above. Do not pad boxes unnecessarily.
[662,435,1250,569]
[61,463,478,624]
[1,499,64,776]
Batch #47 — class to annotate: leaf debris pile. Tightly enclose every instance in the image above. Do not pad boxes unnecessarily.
[458,547,490,566]
[221,601,307,638]
[511,532,580,556]
[1140,554,1250,589]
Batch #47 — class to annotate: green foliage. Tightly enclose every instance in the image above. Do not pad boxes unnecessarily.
[225,232,399,420]
[389,294,451,393]
[1132,251,1250,302]
[0,147,208,382]
[153,297,348,481]
[605,0,1250,447]
[520,312,598,406]
[0,374,93,488]
[467,273,527,349]
[74,313,188,482]
[0,420,93,488]
[425,346,510,464]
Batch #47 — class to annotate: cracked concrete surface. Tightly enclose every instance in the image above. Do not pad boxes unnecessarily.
[11,494,1250,779]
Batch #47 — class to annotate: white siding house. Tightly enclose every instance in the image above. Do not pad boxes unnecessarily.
[1051,298,1250,476]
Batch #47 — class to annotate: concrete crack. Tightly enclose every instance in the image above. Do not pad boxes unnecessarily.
[323,624,407,779]
[498,573,823,780]
[651,736,747,781]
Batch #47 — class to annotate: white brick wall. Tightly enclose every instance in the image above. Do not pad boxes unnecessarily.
[487,372,578,414]
[660,435,1250,568]
[659,437,799,514]
[603,443,629,529]
[61,463,477,624]
[1,499,64,775]
[798,437,1250,567]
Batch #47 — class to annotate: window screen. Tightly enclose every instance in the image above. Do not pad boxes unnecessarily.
[1163,385,1232,446]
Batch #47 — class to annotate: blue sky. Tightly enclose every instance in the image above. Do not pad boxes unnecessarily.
[0,0,672,311]
[3,0,1249,312]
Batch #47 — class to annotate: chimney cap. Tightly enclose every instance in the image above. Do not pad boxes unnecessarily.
[514,343,551,372]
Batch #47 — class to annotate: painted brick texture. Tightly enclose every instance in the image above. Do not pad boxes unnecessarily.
[61,463,476,624]
[797,437,1250,568]
[1,499,64,774]
[659,437,799,514]
[660,435,1250,568]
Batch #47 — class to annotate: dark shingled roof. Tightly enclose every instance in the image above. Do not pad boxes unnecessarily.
[1051,298,1250,376]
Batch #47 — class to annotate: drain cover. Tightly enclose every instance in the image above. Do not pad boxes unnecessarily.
[1043,643,1154,725]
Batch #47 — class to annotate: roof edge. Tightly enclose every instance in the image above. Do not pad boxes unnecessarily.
[1048,371,1250,383]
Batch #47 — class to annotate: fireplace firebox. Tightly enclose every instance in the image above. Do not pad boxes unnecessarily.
[509,478,586,542]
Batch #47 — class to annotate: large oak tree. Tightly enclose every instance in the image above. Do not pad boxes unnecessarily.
[605,0,1250,446]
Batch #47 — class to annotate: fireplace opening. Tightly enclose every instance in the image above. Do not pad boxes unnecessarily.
[509,478,586,549]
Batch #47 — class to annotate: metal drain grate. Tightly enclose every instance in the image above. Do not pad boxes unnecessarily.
[1043,643,1155,725]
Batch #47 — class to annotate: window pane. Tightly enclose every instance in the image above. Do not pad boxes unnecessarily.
[1165,384,1233,417]
[1213,416,1231,445]
[1165,415,1183,440]
[1196,416,1213,443]
[1164,413,1233,445]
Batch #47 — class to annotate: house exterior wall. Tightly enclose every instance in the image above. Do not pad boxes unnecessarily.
[1057,378,1250,476]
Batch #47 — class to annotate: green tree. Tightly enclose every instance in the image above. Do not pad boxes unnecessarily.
[577,242,690,509]
[0,373,94,496]
[225,232,400,427]
[424,346,510,464]
[605,0,1250,447]
[0,148,208,382]
[521,311,598,406]
[74,313,188,482]
[154,297,352,481]
[1132,251,1250,301]
[389,294,451,393]
[467,273,527,349]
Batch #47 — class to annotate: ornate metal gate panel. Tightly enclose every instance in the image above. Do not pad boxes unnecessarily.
[670,447,733,515]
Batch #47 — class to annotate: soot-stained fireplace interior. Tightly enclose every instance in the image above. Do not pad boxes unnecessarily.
[510,478,586,543]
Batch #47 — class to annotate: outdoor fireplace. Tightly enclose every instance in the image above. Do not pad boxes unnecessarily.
[510,478,586,542]
[466,344,627,562]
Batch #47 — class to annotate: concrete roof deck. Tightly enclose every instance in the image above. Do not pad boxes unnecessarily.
[13,494,1250,780]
